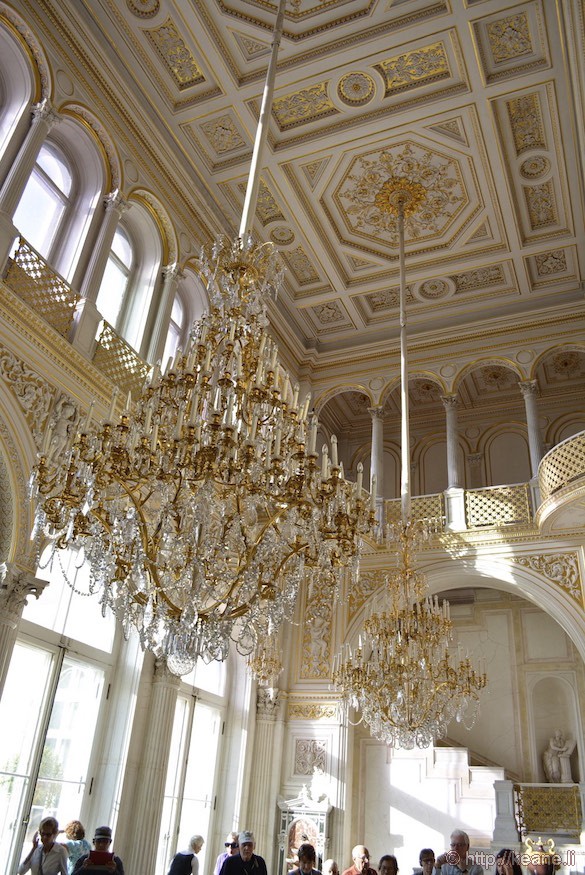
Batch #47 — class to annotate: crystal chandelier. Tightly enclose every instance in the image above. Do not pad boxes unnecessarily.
[247,628,283,689]
[30,0,373,675]
[332,178,486,748]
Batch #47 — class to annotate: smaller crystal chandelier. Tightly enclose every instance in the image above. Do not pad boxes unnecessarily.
[332,177,486,748]
[247,629,284,689]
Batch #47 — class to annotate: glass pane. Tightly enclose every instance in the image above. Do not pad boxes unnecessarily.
[25,546,116,653]
[155,698,190,875]
[13,172,65,257]
[170,296,184,323]
[34,657,105,829]
[37,145,72,196]
[111,228,132,268]
[0,642,55,873]
[177,702,221,873]
[96,256,129,327]
[195,659,225,697]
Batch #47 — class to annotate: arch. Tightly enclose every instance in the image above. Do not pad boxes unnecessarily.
[177,263,209,331]
[313,383,373,415]
[531,341,585,379]
[343,555,585,666]
[453,356,524,394]
[130,188,177,264]
[60,103,122,191]
[0,6,50,102]
[479,421,530,486]
[546,411,585,445]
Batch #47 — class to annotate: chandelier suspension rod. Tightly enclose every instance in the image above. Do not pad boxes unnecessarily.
[398,202,411,525]
[238,0,287,239]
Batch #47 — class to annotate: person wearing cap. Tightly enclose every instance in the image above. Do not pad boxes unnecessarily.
[219,831,267,875]
[18,816,68,875]
[214,832,239,875]
[167,835,205,875]
[72,826,124,875]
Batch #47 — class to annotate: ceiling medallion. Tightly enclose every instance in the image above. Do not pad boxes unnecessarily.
[337,72,375,106]
[271,226,295,245]
[126,0,159,18]
[520,155,550,179]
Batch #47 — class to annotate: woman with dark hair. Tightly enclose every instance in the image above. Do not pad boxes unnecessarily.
[495,849,522,875]
[290,843,321,875]
[378,856,398,875]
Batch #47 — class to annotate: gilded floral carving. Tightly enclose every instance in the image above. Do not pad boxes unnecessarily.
[375,42,450,96]
[507,94,546,154]
[273,83,337,129]
[487,13,532,63]
[288,702,338,721]
[514,554,583,605]
[146,19,204,88]
[200,115,245,154]
[287,248,320,285]
[535,250,567,276]
[525,181,556,229]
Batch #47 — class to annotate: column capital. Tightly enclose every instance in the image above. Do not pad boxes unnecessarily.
[153,657,182,688]
[441,393,459,410]
[257,687,280,718]
[467,452,483,465]
[31,99,61,130]
[162,262,183,284]
[518,379,539,398]
[0,563,48,621]
[104,189,130,215]
[367,405,384,421]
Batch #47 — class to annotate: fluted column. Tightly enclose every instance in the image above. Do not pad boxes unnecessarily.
[0,100,61,270]
[125,659,180,875]
[247,687,284,868]
[441,394,461,489]
[71,191,130,356]
[519,380,545,477]
[146,263,182,365]
[0,563,48,698]
[368,405,384,498]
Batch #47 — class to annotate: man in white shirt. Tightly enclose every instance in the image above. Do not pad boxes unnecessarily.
[434,831,483,875]
[18,817,68,875]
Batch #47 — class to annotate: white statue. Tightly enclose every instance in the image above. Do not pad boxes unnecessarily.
[542,729,576,783]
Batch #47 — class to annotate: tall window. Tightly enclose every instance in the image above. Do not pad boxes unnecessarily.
[162,294,185,366]
[155,694,223,875]
[0,642,107,875]
[13,143,72,259]
[96,227,133,331]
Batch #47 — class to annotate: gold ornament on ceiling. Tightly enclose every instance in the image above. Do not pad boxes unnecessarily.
[337,72,375,106]
[487,12,532,63]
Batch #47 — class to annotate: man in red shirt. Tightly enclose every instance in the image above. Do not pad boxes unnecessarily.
[342,846,377,875]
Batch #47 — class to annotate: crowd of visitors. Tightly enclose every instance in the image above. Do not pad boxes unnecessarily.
[18,820,558,875]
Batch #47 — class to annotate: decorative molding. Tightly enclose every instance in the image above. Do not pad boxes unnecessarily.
[513,553,583,605]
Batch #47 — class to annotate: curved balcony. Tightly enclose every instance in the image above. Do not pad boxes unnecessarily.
[536,430,585,532]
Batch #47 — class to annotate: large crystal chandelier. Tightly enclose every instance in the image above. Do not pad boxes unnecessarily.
[30,0,373,675]
[332,178,486,748]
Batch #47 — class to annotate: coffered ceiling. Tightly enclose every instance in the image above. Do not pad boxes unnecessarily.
[14,0,585,361]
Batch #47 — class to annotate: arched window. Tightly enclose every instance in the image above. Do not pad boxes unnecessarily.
[96,226,133,329]
[96,200,163,352]
[13,142,72,259]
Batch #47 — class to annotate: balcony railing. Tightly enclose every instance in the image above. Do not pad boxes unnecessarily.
[93,322,151,398]
[465,483,533,528]
[539,430,585,501]
[386,493,446,530]
[3,238,80,338]
[514,782,582,838]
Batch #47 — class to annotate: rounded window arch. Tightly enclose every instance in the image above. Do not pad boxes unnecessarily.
[0,20,38,178]
[96,198,163,352]
[11,118,105,281]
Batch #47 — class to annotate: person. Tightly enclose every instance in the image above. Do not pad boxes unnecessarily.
[290,843,321,875]
[72,826,124,875]
[18,816,68,875]
[542,729,576,783]
[434,831,483,875]
[323,862,339,875]
[219,831,267,875]
[342,846,377,875]
[418,850,435,875]
[168,836,204,875]
[378,857,398,875]
[495,849,522,875]
[214,833,239,875]
[61,821,91,875]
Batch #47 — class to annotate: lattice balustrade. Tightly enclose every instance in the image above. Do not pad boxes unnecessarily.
[385,493,445,530]
[465,483,532,528]
[3,238,80,337]
[93,322,151,397]
[539,431,585,500]
[514,783,582,838]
